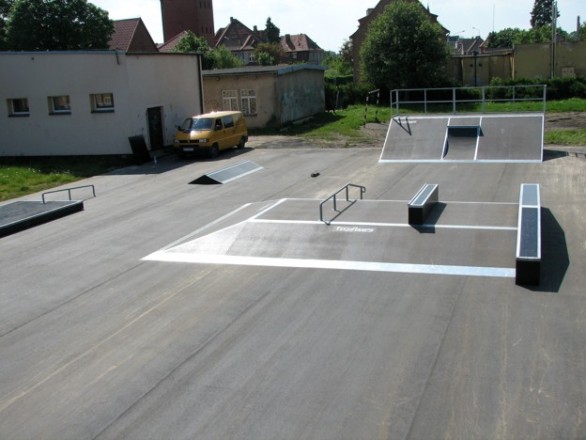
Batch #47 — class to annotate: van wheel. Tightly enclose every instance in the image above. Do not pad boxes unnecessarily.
[210,144,219,158]
[237,137,246,149]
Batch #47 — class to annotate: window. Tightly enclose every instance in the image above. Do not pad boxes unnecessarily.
[240,89,257,115]
[7,98,29,117]
[48,95,71,115]
[222,90,238,111]
[222,115,234,128]
[90,93,115,113]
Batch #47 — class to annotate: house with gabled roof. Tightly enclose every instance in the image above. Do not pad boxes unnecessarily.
[214,18,266,64]
[108,18,158,53]
[280,34,324,64]
[214,17,324,65]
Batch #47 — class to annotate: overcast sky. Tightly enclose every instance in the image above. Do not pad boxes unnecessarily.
[91,0,584,52]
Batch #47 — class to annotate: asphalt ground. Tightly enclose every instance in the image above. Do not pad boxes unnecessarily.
[0,139,584,439]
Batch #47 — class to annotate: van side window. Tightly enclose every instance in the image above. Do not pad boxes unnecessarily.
[214,119,223,130]
[222,115,234,128]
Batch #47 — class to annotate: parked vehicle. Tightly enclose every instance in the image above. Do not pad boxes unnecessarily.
[173,111,248,158]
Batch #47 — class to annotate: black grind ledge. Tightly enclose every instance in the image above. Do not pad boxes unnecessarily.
[0,200,84,238]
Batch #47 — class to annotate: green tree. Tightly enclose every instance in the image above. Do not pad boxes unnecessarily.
[0,0,14,49]
[486,28,525,48]
[530,0,559,28]
[253,42,284,65]
[209,45,244,69]
[486,26,568,48]
[173,31,213,69]
[264,17,280,43]
[174,32,244,70]
[5,0,113,50]
[323,39,354,76]
[360,0,450,90]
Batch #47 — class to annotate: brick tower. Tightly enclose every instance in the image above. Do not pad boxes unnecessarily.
[160,0,215,45]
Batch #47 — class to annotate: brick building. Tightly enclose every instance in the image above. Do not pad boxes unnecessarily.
[160,0,215,45]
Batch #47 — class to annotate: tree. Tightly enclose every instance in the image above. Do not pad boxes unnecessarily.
[5,0,113,50]
[570,21,586,41]
[486,26,568,48]
[530,0,559,28]
[209,45,244,69]
[322,43,353,77]
[174,32,244,70]
[264,17,280,44]
[360,1,450,90]
[173,31,213,69]
[253,42,284,65]
[0,0,14,49]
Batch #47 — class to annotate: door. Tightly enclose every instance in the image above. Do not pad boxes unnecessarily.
[147,107,164,151]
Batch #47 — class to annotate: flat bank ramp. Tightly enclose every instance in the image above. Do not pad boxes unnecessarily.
[380,113,543,163]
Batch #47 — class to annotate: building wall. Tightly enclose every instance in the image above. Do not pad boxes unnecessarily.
[514,42,586,79]
[203,74,277,129]
[276,69,325,124]
[452,52,513,86]
[160,0,215,44]
[202,66,326,129]
[0,52,202,156]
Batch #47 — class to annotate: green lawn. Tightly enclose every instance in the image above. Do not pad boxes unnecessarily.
[0,156,134,202]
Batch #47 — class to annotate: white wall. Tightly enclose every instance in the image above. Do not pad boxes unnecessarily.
[0,51,201,156]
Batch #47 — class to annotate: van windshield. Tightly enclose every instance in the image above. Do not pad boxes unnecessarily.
[181,117,213,131]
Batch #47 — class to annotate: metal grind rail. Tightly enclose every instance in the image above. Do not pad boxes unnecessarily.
[320,183,366,225]
[42,184,96,204]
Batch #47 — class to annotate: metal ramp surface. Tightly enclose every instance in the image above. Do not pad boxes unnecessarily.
[190,160,263,184]
[380,113,544,163]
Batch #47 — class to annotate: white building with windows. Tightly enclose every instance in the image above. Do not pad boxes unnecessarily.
[0,51,203,156]
[202,64,326,129]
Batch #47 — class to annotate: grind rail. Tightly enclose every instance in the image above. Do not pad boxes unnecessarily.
[320,183,366,225]
[42,184,96,204]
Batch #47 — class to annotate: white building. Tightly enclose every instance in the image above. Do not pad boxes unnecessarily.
[0,51,203,156]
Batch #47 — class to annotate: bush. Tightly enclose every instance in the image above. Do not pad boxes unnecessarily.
[488,76,586,100]
[325,79,380,110]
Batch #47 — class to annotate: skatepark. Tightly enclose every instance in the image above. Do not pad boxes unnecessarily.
[0,103,584,438]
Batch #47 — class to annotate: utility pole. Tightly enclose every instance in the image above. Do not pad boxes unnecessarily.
[551,1,557,78]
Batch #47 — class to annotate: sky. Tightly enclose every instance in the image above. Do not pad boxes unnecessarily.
[91,0,584,52]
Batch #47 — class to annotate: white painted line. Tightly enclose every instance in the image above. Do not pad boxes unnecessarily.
[474,116,482,160]
[149,203,253,253]
[379,159,543,164]
[248,218,516,231]
[249,198,288,220]
[144,252,516,278]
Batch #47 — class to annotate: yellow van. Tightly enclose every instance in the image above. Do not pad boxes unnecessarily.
[173,111,248,158]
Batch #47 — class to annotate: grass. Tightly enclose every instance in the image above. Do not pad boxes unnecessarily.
[1,98,585,202]
[0,156,134,202]
[544,128,586,146]
[251,105,394,141]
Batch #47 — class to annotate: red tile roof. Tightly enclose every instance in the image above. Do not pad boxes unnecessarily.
[158,31,190,53]
[109,18,158,52]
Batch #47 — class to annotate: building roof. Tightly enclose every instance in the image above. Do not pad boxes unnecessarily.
[108,18,158,52]
[158,30,190,53]
[202,63,326,77]
[214,18,265,51]
[280,34,322,53]
[351,0,449,39]
[448,36,484,56]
